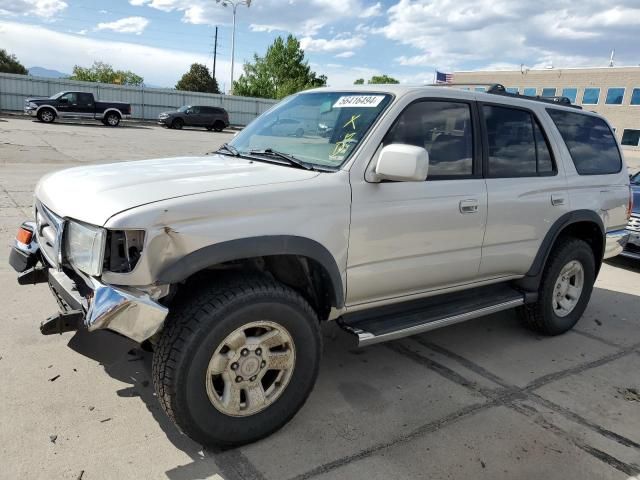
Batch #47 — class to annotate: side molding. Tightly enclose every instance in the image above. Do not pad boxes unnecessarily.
[157,235,345,308]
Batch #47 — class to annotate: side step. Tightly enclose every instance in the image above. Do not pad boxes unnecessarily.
[339,283,526,347]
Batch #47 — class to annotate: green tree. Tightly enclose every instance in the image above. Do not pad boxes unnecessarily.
[354,78,365,85]
[69,61,143,86]
[368,74,399,84]
[233,35,326,99]
[175,63,220,93]
[0,49,28,75]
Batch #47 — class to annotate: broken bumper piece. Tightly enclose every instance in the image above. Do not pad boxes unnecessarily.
[10,234,168,343]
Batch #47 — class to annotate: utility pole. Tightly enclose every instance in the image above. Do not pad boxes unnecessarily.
[212,26,218,81]
[216,0,251,94]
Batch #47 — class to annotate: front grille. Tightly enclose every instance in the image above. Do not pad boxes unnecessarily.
[35,201,64,268]
[628,215,640,232]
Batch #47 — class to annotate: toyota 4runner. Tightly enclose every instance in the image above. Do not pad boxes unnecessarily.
[9,84,632,447]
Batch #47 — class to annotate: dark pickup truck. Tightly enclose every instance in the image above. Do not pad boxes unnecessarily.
[24,91,132,127]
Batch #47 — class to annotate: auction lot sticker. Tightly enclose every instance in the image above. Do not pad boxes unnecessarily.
[333,95,385,108]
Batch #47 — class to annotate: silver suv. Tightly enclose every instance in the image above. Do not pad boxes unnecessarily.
[9,84,632,447]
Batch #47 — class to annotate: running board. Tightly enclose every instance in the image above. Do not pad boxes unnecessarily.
[339,284,526,347]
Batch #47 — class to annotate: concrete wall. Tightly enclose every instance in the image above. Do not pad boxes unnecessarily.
[0,72,278,126]
[453,67,640,170]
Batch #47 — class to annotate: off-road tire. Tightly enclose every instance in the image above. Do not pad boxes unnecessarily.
[152,275,322,447]
[171,118,184,129]
[37,108,55,123]
[519,238,595,335]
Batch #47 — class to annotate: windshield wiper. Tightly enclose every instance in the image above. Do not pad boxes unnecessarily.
[216,143,240,156]
[247,148,313,170]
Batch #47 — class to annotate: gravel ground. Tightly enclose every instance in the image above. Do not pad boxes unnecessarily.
[1,116,639,480]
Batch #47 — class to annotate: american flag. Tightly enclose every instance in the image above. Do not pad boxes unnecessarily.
[435,71,453,84]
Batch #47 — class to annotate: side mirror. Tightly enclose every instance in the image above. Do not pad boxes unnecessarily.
[375,144,429,182]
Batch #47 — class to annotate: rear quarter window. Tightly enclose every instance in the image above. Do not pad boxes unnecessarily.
[546,109,622,175]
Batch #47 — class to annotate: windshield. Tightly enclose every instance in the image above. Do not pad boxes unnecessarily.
[49,91,65,99]
[178,105,191,113]
[228,91,393,168]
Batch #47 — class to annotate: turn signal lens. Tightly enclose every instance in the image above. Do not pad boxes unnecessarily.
[16,227,33,245]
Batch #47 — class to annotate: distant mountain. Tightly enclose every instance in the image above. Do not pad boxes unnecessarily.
[28,67,69,78]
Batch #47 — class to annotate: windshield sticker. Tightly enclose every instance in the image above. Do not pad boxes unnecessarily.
[333,95,385,108]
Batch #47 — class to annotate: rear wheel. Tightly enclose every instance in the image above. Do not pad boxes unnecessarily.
[152,275,321,447]
[105,112,121,127]
[519,238,595,335]
[213,120,225,132]
[172,118,184,130]
[37,108,55,123]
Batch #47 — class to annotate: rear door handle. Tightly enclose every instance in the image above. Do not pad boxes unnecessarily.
[551,194,566,206]
[459,199,479,214]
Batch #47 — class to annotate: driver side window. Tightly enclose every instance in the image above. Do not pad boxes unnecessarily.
[384,100,474,179]
[60,92,77,103]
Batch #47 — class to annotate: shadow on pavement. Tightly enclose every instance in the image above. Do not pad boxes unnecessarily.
[66,330,227,480]
[605,255,640,273]
[32,120,152,130]
[63,285,640,480]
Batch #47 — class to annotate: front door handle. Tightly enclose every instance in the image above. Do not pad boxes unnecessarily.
[459,199,479,214]
[551,194,566,206]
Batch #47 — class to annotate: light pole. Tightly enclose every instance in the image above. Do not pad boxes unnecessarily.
[216,0,251,94]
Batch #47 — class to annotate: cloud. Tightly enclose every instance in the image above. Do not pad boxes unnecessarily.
[130,0,382,35]
[378,0,640,71]
[0,20,233,88]
[0,0,67,18]
[96,16,149,35]
[359,2,382,18]
[335,51,355,58]
[300,34,365,53]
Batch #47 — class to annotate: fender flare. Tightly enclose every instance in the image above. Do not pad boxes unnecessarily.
[516,210,604,291]
[35,104,59,116]
[157,235,345,308]
[101,108,123,119]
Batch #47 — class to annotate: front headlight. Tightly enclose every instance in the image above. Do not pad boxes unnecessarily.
[28,102,37,109]
[64,220,106,276]
[159,113,169,119]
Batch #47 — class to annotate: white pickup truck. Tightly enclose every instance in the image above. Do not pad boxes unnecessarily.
[10,84,632,446]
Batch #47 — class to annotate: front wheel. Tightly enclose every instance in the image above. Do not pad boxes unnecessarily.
[152,276,321,447]
[519,238,596,335]
[37,108,55,123]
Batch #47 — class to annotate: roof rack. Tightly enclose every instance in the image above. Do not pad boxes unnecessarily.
[485,84,582,109]
[428,82,582,109]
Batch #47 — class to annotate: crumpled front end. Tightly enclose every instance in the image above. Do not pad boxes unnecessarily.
[9,208,168,344]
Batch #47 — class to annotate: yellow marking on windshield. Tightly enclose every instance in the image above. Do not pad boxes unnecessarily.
[343,114,361,130]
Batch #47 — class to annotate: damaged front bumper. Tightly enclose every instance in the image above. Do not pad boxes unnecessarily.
[9,224,168,343]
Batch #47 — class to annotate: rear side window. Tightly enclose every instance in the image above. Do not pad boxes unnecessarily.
[482,105,555,177]
[546,109,622,175]
[384,100,474,179]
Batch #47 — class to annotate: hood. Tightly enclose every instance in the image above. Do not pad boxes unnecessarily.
[36,155,319,226]
[26,97,51,104]
[159,110,178,116]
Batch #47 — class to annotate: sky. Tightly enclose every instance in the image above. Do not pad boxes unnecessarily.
[0,0,639,90]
